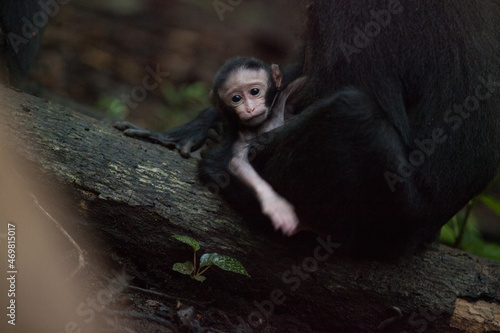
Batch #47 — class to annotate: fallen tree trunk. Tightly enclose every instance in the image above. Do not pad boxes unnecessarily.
[0,84,499,332]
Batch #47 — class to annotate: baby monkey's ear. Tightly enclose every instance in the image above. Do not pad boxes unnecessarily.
[271,64,283,90]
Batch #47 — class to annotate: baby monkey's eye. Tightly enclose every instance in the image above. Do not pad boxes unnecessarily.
[250,88,260,96]
[232,95,242,103]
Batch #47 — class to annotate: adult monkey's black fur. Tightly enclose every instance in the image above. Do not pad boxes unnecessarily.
[119,1,500,258]
[202,0,500,258]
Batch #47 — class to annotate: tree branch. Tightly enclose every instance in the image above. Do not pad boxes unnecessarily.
[1,84,499,332]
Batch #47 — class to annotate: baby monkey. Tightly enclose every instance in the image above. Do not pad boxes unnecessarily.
[210,57,307,235]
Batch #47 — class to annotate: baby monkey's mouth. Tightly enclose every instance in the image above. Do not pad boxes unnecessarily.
[243,110,268,126]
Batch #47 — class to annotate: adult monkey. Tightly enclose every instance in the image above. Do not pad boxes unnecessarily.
[118,0,500,258]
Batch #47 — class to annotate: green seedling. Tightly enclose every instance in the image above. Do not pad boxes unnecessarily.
[172,235,250,282]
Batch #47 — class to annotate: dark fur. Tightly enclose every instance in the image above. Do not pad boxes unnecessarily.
[200,0,500,258]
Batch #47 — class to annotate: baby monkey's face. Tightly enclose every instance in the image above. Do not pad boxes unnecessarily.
[220,68,271,127]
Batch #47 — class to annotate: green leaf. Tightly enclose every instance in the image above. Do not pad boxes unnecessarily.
[173,261,194,275]
[192,275,207,282]
[480,242,500,261]
[199,253,215,267]
[172,235,200,251]
[480,195,500,217]
[440,224,456,246]
[96,96,128,118]
[200,253,250,277]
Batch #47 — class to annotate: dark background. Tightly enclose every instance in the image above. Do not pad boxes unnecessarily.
[25,0,303,131]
